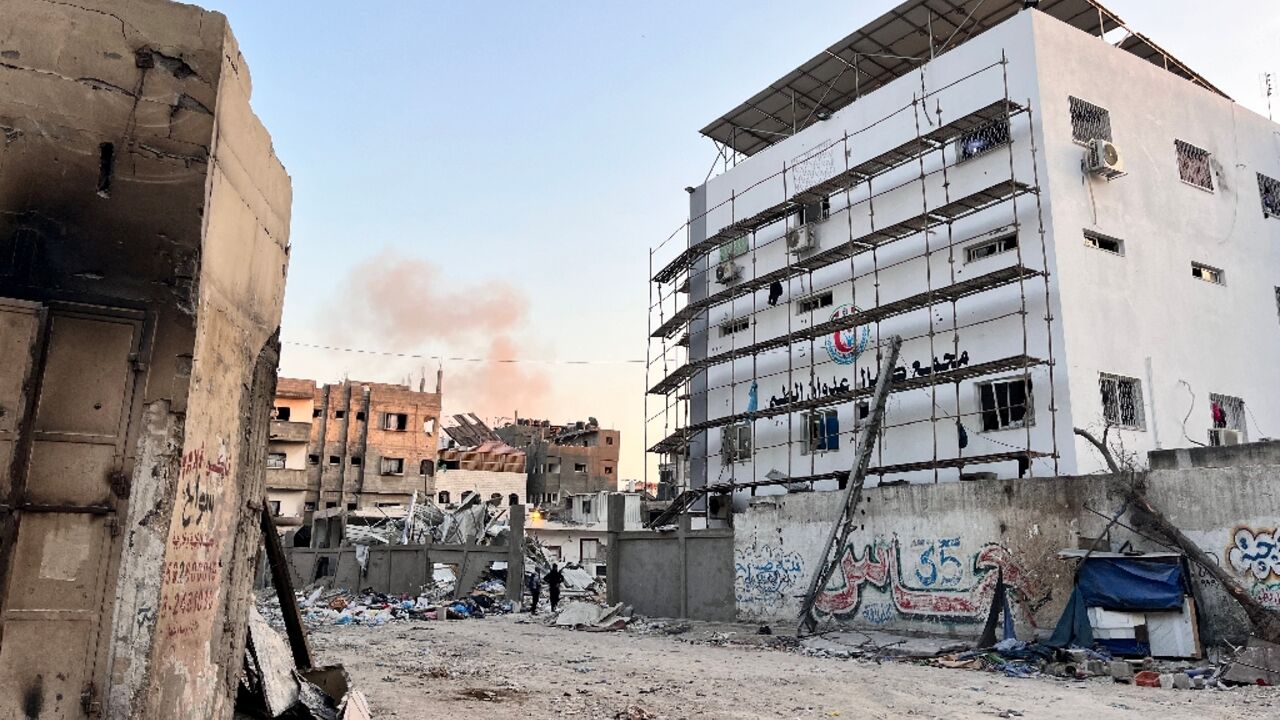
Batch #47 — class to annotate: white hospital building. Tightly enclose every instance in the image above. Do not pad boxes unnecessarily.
[645,0,1280,499]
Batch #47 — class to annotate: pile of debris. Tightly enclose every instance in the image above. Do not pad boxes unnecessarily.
[551,601,633,632]
[238,607,369,719]
[282,580,517,627]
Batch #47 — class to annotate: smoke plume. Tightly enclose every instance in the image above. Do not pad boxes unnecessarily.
[326,250,552,420]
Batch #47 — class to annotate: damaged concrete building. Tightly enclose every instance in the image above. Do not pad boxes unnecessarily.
[0,0,290,716]
[496,417,620,506]
[438,416,527,508]
[265,376,443,528]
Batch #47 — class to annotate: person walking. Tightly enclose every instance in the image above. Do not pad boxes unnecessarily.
[526,570,543,614]
[544,563,565,611]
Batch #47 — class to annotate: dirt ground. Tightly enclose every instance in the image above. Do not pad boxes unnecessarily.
[308,614,1280,719]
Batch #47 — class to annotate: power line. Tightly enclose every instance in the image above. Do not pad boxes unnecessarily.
[282,340,645,366]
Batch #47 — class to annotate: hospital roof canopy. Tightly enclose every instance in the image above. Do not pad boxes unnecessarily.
[701,0,1228,157]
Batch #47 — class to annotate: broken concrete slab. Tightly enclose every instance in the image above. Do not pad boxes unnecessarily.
[248,607,301,716]
[1223,637,1280,686]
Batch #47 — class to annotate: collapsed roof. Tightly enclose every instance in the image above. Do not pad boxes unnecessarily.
[702,0,1227,157]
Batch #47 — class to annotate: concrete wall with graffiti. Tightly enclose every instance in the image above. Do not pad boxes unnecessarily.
[736,449,1280,644]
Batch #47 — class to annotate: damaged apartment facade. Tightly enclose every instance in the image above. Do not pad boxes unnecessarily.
[646,0,1280,497]
[0,0,290,717]
[497,417,620,506]
[265,377,443,526]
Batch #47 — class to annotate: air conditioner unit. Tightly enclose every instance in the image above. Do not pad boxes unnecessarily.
[1209,428,1242,447]
[786,224,817,254]
[715,261,741,285]
[1085,139,1124,178]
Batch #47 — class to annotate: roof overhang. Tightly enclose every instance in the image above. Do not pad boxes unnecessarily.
[702,0,1229,157]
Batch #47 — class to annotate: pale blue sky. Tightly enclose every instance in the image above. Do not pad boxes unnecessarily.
[201,1,1277,479]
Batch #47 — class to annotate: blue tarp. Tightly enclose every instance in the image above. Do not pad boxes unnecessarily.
[1077,558,1185,611]
[1047,587,1093,648]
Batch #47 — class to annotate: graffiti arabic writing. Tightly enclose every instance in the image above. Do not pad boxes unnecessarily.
[735,546,805,616]
[1227,526,1280,610]
[815,537,1048,624]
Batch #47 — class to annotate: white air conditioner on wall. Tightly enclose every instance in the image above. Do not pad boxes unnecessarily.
[786,224,817,254]
[715,261,741,285]
[1085,139,1124,179]
[1209,428,1242,447]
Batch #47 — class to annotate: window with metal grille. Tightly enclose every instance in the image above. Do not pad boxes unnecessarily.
[720,317,750,337]
[267,452,286,469]
[1069,97,1112,144]
[1259,173,1280,218]
[796,290,834,314]
[957,118,1011,162]
[721,421,752,464]
[718,235,748,262]
[965,233,1018,263]
[1099,373,1145,430]
[1209,393,1247,441]
[1084,230,1124,255]
[802,409,840,454]
[1191,262,1224,285]
[977,377,1032,431]
[1175,140,1214,191]
[380,457,405,475]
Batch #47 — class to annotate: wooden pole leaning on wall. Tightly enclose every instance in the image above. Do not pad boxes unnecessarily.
[797,335,903,636]
[260,504,314,669]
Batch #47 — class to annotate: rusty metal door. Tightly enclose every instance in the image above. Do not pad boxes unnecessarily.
[0,303,143,719]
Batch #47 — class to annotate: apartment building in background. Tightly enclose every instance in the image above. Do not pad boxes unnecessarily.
[267,376,443,525]
[496,417,621,505]
[646,0,1280,499]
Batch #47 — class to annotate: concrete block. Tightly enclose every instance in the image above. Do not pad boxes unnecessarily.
[1110,660,1134,682]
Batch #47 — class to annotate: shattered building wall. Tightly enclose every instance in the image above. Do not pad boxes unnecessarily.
[266,377,443,526]
[435,440,527,507]
[497,419,620,505]
[0,0,290,716]
[733,443,1280,645]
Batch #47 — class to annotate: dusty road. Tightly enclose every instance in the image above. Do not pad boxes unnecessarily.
[310,615,1278,719]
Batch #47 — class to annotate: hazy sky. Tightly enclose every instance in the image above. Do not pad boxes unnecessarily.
[199,1,1278,480]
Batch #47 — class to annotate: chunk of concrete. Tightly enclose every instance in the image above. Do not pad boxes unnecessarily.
[1110,660,1134,683]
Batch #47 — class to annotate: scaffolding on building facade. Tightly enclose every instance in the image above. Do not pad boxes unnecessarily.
[644,52,1062,506]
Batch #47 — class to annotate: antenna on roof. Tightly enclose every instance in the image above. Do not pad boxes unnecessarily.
[1263,72,1274,121]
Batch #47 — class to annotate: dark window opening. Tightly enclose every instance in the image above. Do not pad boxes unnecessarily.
[335,410,346,419]
[508,493,519,506]
[328,455,340,466]
[978,378,1032,431]
[1084,230,1124,255]
[304,501,317,511]
[606,436,614,445]
[356,411,366,421]
[97,142,114,197]
[325,501,337,509]
[267,452,286,469]
[268,500,282,517]
[273,406,292,421]
[380,457,405,475]
[307,454,320,465]
[312,408,322,418]
[803,409,840,454]
[797,291,834,315]
[420,459,434,476]
[720,317,750,337]
[350,455,362,466]
[438,491,451,504]
[346,503,357,511]
[965,233,1018,263]
[574,463,587,473]
[383,413,409,431]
